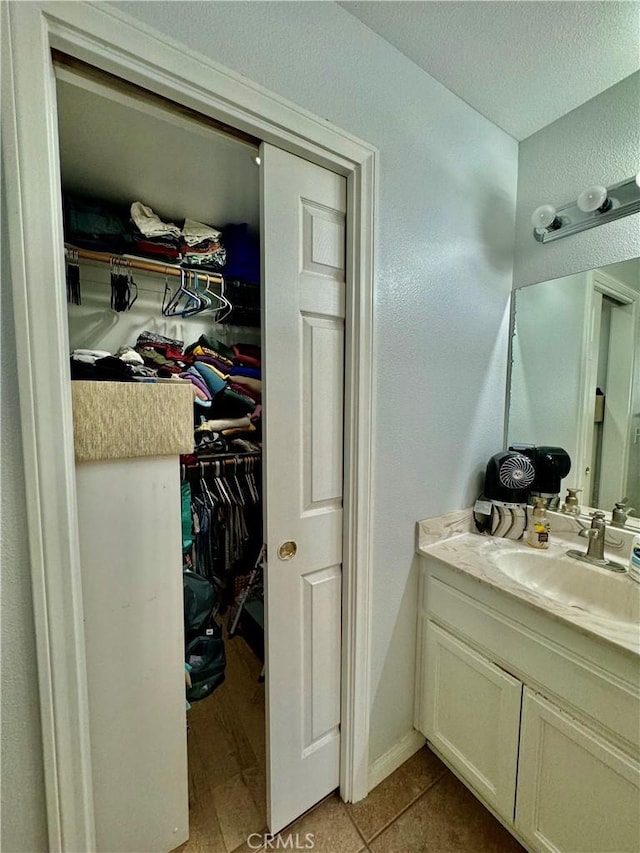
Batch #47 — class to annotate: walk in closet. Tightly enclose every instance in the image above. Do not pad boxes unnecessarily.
[55,54,348,853]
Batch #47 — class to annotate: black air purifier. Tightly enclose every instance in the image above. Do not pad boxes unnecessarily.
[476,451,536,539]
[483,452,536,505]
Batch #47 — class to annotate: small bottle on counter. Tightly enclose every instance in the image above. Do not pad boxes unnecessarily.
[629,534,640,583]
[561,487,582,515]
[527,497,550,550]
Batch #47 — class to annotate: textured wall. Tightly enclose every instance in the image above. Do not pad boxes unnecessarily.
[1,157,49,851]
[515,72,640,288]
[114,0,518,763]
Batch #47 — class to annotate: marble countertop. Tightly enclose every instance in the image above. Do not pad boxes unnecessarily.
[416,510,640,657]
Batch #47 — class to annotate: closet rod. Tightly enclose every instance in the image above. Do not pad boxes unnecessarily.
[65,244,224,285]
[182,453,260,469]
[184,452,261,465]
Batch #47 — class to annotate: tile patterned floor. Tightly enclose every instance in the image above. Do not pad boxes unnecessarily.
[178,631,525,852]
[249,748,526,853]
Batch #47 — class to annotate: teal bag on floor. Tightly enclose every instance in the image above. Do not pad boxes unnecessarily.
[183,570,216,640]
[186,621,226,702]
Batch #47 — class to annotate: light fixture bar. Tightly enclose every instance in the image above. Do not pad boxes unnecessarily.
[533,175,640,243]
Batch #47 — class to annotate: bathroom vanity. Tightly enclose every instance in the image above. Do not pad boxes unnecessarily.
[415,512,640,853]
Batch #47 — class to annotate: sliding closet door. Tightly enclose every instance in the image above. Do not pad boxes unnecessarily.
[261,143,346,832]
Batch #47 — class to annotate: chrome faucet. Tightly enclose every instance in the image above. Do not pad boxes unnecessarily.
[567,511,626,572]
[578,512,606,560]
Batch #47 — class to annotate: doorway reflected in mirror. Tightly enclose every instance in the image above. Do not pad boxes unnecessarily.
[507,258,639,521]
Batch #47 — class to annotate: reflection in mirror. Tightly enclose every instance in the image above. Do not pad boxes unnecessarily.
[507,258,640,522]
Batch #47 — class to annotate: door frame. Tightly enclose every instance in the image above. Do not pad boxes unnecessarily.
[577,270,638,505]
[2,3,376,850]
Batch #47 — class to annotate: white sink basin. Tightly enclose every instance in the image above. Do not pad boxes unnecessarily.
[489,547,640,627]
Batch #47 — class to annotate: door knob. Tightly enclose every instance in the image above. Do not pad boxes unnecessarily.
[277,540,297,560]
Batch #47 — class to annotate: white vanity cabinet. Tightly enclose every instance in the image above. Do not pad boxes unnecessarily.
[516,689,640,853]
[415,558,640,853]
[423,620,522,822]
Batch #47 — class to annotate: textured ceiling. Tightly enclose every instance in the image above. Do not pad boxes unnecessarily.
[339,1,640,140]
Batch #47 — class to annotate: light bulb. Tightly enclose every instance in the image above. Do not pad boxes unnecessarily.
[530,204,558,230]
[577,185,609,213]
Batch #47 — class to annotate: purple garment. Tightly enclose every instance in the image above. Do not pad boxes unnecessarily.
[191,354,231,375]
[180,370,212,400]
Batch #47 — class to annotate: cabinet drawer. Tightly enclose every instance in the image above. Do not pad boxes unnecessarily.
[424,572,639,751]
[421,620,522,823]
[516,689,640,853]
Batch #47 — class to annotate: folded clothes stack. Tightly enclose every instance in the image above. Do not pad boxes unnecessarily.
[134,330,192,376]
[187,336,262,454]
[68,330,263,454]
[63,193,132,254]
[130,201,182,262]
[62,199,262,299]
[70,347,156,382]
[181,218,226,270]
[129,206,227,269]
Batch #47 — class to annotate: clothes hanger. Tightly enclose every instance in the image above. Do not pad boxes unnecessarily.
[125,258,138,310]
[163,268,201,317]
[215,276,233,322]
[202,274,233,320]
[110,256,130,312]
[192,271,212,311]
[180,271,206,317]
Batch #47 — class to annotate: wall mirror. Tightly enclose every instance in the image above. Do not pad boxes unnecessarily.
[507,257,640,523]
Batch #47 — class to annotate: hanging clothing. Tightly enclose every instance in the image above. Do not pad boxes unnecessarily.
[185,457,262,611]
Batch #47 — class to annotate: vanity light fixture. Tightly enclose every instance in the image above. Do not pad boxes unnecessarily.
[532,172,640,243]
[576,185,611,214]
[531,204,561,233]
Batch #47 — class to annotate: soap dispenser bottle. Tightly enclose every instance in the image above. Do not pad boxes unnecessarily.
[527,497,550,549]
[562,488,582,515]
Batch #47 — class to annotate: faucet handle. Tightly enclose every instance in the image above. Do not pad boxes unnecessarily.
[611,500,636,528]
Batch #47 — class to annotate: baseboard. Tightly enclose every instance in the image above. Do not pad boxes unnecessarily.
[367,729,426,792]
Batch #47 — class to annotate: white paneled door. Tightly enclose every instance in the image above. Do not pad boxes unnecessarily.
[261,143,346,832]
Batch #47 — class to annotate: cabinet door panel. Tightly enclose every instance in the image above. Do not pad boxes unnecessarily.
[516,689,640,853]
[423,620,522,822]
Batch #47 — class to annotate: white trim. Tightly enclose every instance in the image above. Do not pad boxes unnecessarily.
[3,1,376,847]
[341,153,376,805]
[3,5,96,850]
[592,270,640,306]
[575,270,638,505]
[367,730,427,792]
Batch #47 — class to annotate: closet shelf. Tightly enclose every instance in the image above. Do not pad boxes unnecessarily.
[72,381,194,463]
[65,243,225,285]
